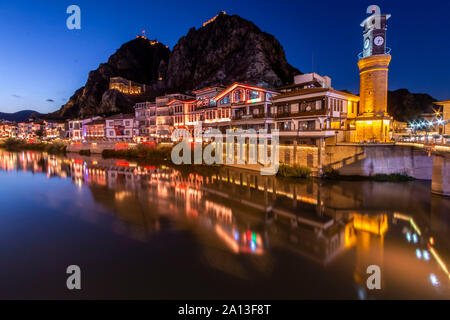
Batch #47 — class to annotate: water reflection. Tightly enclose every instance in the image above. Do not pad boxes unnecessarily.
[1,149,450,299]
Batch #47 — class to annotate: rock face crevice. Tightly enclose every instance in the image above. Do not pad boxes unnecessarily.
[50,13,300,119]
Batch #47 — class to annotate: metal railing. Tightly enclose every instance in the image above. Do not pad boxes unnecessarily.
[358,47,391,60]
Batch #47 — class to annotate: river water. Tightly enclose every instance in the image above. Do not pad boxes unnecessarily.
[0,149,449,299]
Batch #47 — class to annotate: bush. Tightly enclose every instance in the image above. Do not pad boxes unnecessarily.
[0,139,66,154]
[79,149,91,156]
[0,138,21,149]
[322,166,340,179]
[102,145,172,162]
[45,142,66,154]
[277,164,312,178]
[372,173,415,182]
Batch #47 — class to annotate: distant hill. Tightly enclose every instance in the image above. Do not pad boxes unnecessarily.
[343,89,438,123]
[387,89,437,122]
[0,110,41,122]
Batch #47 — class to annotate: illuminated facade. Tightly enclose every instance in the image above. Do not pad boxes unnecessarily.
[0,121,17,138]
[105,114,136,140]
[355,8,392,143]
[435,100,450,135]
[272,73,360,145]
[211,82,278,133]
[44,120,65,139]
[109,77,149,95]
[155,93,194,140]
[68,117,102,141]
[135,101,157,139]
[83,120,105,140]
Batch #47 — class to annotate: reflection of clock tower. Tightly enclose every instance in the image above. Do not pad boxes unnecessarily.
[355,7,392,143]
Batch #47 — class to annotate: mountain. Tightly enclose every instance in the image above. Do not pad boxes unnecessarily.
[387,89,437,122]
[50,13,300,119]
[48,37,171,119]
[165,12,300,92]
[0,110,41,122]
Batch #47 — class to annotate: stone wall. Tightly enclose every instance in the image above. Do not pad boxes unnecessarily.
[432,154,450,196]
[325,145,434,180]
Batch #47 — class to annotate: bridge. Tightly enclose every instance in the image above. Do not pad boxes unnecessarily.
[395,143,450,197]
[323,142,450,197]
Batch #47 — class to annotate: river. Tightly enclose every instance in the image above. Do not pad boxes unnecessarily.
[0,149,449,299]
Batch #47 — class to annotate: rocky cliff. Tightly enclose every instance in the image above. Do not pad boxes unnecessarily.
[49,13,300,119]
[50,37,170,119]
[165,13,300,92]
[387,89,437,122]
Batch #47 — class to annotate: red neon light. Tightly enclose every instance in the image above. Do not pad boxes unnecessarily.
[116,161,130,167]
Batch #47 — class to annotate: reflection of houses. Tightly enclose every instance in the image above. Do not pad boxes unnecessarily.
[272,73,360,145]
[105,114,136,140]
[109,76,149,95]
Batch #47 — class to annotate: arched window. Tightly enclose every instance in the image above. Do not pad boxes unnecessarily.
[234,90,242,102]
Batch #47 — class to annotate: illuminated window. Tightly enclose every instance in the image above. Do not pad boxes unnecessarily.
[234,91,242,102]
[250,91,260,100]
[220,96,230,105]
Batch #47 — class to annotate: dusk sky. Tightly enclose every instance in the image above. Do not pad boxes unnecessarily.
[0,0,449,114]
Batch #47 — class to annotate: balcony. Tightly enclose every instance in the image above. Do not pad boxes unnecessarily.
[358,47,391,60]
[278,130,337,137]
[275,110,327,118]
[232,113,273,121]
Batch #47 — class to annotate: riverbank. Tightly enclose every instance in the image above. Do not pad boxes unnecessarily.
[322,167,415,182]
[0,138,67,154]
[1,139,418,182]
[99,145,222,176]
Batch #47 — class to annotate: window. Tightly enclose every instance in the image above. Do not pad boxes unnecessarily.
[234,91,241,102]
[220,96,230,105]
[299,121,316,131]
[250,91,260,100]
[125,121,130,126]
[316,100,322,110]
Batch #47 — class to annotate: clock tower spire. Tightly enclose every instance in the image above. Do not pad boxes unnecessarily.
[361,5,391,59]
[355,5,393,143]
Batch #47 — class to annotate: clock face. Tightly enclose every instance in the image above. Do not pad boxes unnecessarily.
[364,38,370,49]
[374,36,384,46]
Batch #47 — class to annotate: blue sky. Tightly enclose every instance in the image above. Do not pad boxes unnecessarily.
[0,0,449,113]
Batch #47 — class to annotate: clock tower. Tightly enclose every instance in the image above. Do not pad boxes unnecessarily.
[355,6,392,143]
